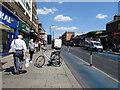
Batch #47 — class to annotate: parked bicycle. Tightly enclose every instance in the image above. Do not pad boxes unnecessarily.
[34,47,63,68]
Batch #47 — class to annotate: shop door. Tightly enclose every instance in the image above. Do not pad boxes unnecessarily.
[8,31,14,50]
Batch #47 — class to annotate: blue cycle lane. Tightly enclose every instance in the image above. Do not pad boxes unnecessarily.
[61,50,120,88]
[95,52,120,59]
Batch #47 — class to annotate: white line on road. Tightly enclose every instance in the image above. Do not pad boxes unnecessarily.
[67,51,120,84]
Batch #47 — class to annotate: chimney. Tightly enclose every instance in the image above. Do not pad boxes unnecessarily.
[114,15,120,21]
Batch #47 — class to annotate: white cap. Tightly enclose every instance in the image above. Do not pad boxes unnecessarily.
[18,35,23,38]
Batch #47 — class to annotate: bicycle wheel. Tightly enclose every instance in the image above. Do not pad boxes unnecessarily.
[51,54,62,67]
[34,55,45,68]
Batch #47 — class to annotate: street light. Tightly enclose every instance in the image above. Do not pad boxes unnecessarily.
[53,31,54,40]
[50,25,55,39]
[48,25,55,44]
[50,25,54,35]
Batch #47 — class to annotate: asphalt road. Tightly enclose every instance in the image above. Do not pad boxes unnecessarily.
[61,46,120,88]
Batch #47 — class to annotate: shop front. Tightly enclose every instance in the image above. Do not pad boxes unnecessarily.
[30,29,38,41]
[18,21,31,48]
[112,31,120,52]
[0,4,18,56]
[102,31,120,51]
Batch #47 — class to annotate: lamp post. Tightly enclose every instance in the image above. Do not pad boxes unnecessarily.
[50,25,55,39]
[53,31,54,40]
[50,25,54,35]
[48,25,55,44]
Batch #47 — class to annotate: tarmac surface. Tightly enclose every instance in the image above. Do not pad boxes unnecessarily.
[0,46,81,89]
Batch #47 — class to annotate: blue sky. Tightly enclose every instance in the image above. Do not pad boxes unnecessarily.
[37,2,118,38]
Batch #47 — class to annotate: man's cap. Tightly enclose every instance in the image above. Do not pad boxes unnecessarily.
[18,35,23,38]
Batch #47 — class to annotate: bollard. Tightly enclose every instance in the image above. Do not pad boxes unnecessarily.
[68,46,70,53]
[90,48,93,66]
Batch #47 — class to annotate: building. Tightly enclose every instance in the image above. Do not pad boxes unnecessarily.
[106,14,120,51]
[0,0,38,56]
[38,23,47,41]
[32,1,37,31]
[0,3,19,56]
[60,32,75,45]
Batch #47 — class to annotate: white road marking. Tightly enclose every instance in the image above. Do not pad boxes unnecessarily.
[65,51,120,84]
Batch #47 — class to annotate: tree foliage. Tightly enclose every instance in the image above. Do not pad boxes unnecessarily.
[86,31,97,36]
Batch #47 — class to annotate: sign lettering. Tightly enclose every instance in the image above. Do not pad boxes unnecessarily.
[0,11,14,23]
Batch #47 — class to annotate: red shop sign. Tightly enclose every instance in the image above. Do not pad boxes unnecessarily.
[112,32,120,35]
[38,34,42,38]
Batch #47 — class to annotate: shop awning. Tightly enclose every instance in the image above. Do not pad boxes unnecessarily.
[0,22,14,32]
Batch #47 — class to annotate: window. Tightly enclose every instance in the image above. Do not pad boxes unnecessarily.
[0,30,9,53]
[26,2,31,13]
[21,0,25,6]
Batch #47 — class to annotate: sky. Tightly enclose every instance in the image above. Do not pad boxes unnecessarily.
[37,2,118,38]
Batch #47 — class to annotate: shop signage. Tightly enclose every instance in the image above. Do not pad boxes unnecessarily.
[112,32,120,35]
[38,34,42,38]
[0,4,18,29]
[18,21,30,34]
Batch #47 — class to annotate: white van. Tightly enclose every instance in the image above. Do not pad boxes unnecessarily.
[90,41,103,52]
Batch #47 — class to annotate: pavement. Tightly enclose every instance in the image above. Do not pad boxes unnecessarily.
[0,45,81,89]
[103,50,120,55]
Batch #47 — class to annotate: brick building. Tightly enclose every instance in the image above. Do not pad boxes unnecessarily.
[60,32,75,45]
[106,14,120,51]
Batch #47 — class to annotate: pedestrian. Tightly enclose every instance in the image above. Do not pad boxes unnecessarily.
[112,44,116,52]
[35,40,39,53]
[38,40,42,51]
[10,35,27,75]
[43,40,47,47]
[0,60,3,71]
[28,39,35,63]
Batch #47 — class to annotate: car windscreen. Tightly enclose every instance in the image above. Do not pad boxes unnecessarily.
[93,42,102,46]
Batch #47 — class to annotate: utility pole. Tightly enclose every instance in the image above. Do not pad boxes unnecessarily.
[53,31,54,40]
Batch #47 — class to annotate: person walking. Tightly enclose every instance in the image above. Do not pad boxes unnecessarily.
[38,40,42,51]
[28,39,35,63]
[35,40,39,53]
[10,35,27,75]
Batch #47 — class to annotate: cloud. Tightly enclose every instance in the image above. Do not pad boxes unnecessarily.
[54,15,72,22]
[96,14,108,19]
[58,1,63,4]
[54,33,62,37]
[51,25,57,29]
[37,7,58,15]
[55,26,78,31]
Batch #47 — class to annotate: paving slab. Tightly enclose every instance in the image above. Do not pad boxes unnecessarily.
[1,46,82,89]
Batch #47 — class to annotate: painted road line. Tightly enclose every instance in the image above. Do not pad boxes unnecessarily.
[66,50,120,84]
[96,52,120,58]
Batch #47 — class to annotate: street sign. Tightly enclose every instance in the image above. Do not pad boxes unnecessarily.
[47,35,51,44]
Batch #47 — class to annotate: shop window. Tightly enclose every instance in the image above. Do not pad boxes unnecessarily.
[0,30,9,53]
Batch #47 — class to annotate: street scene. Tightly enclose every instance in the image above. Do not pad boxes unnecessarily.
[0,0,120,89]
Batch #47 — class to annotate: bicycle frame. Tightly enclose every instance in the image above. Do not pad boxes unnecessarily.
[35,48,62,68]
[42,50,51,62]
[41,48,61,62]
[43,53,51,61]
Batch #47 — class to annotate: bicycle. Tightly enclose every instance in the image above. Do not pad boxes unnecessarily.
[34,47,63,68]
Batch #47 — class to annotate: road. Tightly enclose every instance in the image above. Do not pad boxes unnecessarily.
[61,46,120,88]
